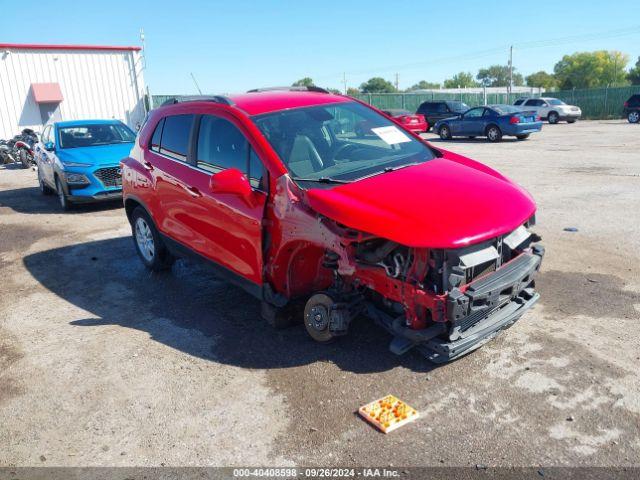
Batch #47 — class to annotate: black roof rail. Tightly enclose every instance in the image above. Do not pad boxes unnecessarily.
[246,86,330,94]
[160,95,234,107]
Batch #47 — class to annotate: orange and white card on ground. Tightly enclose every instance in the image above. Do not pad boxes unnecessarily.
[358,395,419,433]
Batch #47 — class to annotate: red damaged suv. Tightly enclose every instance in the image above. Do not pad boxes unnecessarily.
[122,87,544,363]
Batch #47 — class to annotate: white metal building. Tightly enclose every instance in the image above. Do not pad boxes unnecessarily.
[0,43,147,139]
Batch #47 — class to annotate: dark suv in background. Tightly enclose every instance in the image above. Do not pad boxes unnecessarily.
[624,94,640,123]
[416,101,469,130]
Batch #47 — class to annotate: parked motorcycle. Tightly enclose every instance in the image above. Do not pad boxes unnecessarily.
[0,138,18,165]
[13,128,39,168]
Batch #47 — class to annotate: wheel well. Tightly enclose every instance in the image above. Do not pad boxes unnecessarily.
[485,124,500,135]
[548,110,558,117]
[124,198,143,222]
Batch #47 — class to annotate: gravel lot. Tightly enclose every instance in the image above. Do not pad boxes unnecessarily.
[0,120,639,468]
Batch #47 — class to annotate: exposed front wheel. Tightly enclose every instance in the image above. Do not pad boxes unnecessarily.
[548,111,559,124]
[131,206,174,271]
[486,125,502,142]
[516,134,530,140]
[438,125,451,140]
[304,293,339,344]
[628,111,640,123]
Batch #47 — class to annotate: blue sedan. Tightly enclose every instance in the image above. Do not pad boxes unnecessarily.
[35,120,136,210]
[434,105,542,142]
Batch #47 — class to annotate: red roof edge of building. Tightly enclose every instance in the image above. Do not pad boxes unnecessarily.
[0,43,141,52]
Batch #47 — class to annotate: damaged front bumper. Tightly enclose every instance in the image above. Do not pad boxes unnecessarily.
[367,246,544,363]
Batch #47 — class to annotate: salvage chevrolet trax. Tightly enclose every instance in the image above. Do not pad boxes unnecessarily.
[121,87,545,363]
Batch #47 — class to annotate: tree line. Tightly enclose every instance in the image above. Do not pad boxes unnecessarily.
[293,50,640,94]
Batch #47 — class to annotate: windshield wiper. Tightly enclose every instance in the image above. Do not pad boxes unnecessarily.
[291,176,351,184]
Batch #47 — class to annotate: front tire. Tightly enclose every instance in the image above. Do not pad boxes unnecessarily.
[131,206,174,271]
[38,168,53,195]
[486,125,502,142]
[628,111,640,123]
[567,119,577,124]
[548,111,559,124]
[438,125,451,140]
[55,176,72,211]
[516,134,530,140]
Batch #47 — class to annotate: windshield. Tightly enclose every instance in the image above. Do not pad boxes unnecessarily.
[58,124,135,149]
[252,102,435,184]
[448,101,470,113]
[490,105,521,114]
[547,98,565,106]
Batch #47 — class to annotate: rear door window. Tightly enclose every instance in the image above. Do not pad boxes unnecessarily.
[159,114,194,162]
[524,99,540,107]
[514,99,524,105]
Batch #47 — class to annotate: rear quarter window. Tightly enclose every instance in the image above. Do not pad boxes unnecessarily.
[159,114,194,162]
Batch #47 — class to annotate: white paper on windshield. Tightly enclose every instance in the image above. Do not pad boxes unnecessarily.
[370,126,412,145]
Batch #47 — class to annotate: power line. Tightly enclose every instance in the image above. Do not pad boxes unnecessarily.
[313,25,640,82]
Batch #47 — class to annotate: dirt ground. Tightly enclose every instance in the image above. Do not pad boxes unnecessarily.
[0,120,639,468]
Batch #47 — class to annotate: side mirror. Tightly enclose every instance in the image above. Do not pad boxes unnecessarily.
[44,141,55,152]
[209,168,252,197]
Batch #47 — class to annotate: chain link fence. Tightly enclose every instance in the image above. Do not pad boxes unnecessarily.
[353,86,638,120]
[151,85,638,120]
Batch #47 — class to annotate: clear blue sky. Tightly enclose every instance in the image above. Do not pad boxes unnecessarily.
[3,0,640,94]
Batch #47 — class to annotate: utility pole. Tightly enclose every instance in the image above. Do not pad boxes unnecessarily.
[342,72,347,95]
[395,73,399,92]
[508,45,513,95]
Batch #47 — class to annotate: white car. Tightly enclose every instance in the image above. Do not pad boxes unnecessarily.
[514,97,581,124]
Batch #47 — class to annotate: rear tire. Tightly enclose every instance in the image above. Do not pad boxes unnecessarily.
[486,125,502,142]
[131,206,174,271]
[516,134,530,140]
[628,111,640,123]
[548,111,559,124]
[19,149,31,169]
[438,125,451,140]
[38,168,53,195]
[55,176,72,211]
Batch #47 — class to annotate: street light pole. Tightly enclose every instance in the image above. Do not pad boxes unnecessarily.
[508,45,513,95]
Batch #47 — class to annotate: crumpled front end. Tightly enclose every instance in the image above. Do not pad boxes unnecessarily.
[264,175,544,363]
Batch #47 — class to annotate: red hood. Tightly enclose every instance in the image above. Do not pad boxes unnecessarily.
[305,150,536,249]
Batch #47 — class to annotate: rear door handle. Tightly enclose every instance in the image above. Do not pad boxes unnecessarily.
[185,185,202,198]
[142,160,154,171]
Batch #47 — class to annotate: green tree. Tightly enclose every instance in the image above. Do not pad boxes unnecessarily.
[406,80,440,91]
[627,56,640,85]
[476,65,523,87]
[292,77,315,87]
[554,51,629,89]
[346,87,360,96]
[525,71,558,90]
[443,72,479,88]
[359,77,396,93]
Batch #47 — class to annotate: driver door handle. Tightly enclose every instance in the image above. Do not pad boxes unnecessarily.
[142,160,154,171]
[185,185,202,198]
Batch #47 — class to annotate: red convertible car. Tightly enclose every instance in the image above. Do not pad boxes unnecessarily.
[122,87,543,363]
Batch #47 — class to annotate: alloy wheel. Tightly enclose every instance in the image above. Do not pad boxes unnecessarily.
[135,217,156,262]
[629,111,639,123]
